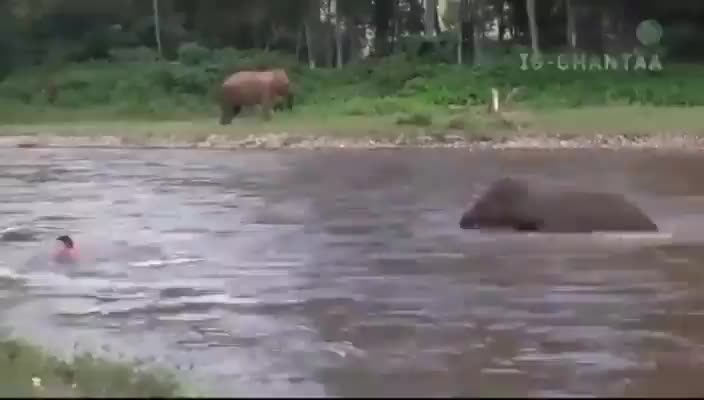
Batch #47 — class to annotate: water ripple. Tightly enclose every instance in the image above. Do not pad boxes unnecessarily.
[0,148,704,396]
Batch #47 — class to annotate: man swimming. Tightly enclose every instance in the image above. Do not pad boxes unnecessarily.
[54,235,79,264]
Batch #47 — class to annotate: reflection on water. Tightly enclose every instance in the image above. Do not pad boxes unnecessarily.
[1,148,704,396]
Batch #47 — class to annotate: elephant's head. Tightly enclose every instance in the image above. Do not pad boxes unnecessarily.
[459,177,541,231]
[273,69,294,109]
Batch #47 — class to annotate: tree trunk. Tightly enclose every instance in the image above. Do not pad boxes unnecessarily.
[424,0,437,37]
[392,0,400,52]
[326,25,334,67]
[374,0,394,56]
[296,25,303,61]
[304,21,316,68]
[333,0,343,68]
[407,0,424,34]
[304,0,319,68]
[598,7,607,54]
[434,0,442,35]
[526,0,539,56]
[497,0,506,41]
[565,0,576,50]
[472,0,483,66]
[264,23,274,51]
[458,0,467,64]
[348,18,361,63]
[325,0,333,66]
[152,0,163,59]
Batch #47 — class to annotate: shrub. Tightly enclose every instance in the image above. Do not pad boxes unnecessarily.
[177,42,211,66]
[0,338,188,397]
[109,46,159,63]
[396,112,433,126]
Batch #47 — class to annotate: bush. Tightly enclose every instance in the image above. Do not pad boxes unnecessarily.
[109,46,159,63]
[340,97,399,115]
[397,32,458,63]
[0,338,188,397]
[396,112,433,126]
[177,42,211,66]
[212,48,301,75]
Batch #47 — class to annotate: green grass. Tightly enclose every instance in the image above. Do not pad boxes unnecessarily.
[0,338,192,397]
[517,105,704,135]
[1,49,704,138]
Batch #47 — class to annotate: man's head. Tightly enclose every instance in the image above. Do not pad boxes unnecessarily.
[56,235,74,249]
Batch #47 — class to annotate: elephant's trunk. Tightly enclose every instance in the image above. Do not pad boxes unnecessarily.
[459,213,478,229]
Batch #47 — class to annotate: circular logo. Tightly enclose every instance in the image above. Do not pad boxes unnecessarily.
[636,19,663,46]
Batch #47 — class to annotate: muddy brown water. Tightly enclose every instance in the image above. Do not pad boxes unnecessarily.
[3,147,704,396]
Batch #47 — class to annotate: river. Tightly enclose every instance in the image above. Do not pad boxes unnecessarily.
[2,147,704,396]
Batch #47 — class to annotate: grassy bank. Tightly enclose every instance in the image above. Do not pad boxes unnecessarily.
[0,338,190,397]
[1,49,704,140]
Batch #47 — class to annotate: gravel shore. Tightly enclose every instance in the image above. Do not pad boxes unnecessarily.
[1,132,703,150]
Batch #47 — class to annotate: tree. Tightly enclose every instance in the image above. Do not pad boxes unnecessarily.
[565,0,576,50]
[332,0,342,68]
[526,0,539,56]
[471,0,484,66]
[152,0,162,59]
[424,0,437,36]
[457,0,467,64]
[304,0,318,68]
[374,0,395,56]
[495,0,506,42]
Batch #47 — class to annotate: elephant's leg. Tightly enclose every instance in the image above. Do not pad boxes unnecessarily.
[273,98,284,112]
[272,94,293,112]
[261,93,273,121]
[219,103,234,125]
[219,103,242,125]
[262,105,272,121]
[284,93,294,111]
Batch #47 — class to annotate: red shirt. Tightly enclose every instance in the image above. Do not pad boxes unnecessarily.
[54,247,79,264]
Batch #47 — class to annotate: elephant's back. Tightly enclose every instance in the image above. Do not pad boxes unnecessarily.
[537,191,658,232]
[222,71,261,87]
[221,71,268,104]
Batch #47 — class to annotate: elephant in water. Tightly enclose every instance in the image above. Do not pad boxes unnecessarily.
[459,177,658,233]
[218,68,294,124]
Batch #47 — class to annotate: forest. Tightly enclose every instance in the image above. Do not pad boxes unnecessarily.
[1,0,703,125]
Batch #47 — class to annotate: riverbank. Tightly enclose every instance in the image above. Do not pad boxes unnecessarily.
[2,106,704,150]
[0,338,189,397]
[2,53,704,151]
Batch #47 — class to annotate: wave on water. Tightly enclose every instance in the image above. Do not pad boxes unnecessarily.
[462,230,676,245]
[20,271,139,292]
[128,257,204,268]
[0,262,204,295]
[0,266,23,281]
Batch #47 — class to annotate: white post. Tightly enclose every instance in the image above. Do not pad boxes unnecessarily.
[490,87,500,113]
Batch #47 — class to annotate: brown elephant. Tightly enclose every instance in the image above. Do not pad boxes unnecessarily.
[218,68,294,124]
[459,177,658,233]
